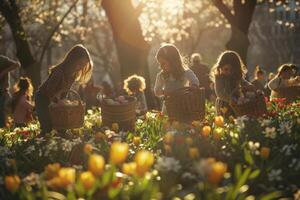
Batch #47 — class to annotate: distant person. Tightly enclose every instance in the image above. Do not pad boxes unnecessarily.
[251,66,266,92]
[123,74,148,115]
[268,64,300,99]
[190,53,212,99]
[210,51,253,118]
[264,72,275,98]
[154,43,199,113]
[0,55,20,128]
[11,77,34,128]
[79,78,101,109]
[35,44,93,135]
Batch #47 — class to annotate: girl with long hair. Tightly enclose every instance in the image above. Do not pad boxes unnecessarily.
[35,44,93,135]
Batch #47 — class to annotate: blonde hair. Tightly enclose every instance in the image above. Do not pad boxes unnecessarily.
[123,74,146,95]
[51,44,93,84]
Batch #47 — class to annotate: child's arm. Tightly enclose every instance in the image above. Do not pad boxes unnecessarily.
[214,75,231,102]
[287,76,300,86]
[154,72,164,97]
[268,76,281,90]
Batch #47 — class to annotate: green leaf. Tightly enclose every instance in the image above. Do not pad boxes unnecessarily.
[260,191,282,200]
[249,169,260,179]
[234,164,242,180]
[244,149,254,166]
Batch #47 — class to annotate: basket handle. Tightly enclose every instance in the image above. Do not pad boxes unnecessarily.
[65,89,82,102]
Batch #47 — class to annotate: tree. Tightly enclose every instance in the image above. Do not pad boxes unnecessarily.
[102,0,156,109]
[213,0,257,63]
[0,0,39,87]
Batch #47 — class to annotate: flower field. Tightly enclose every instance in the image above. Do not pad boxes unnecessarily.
[1,99,300,200]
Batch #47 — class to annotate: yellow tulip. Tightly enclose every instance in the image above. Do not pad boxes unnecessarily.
[5,175,20,192]
[260,147,270,159]
[213,128,223,140]
[80,171,96,190]
[45,163,61,180]
[214,116,224,127]
[189,147,200,159]
[133,136,141,146]
[122,162,137,176]
[201,126,211,137]
[134,150,154,176]
[110,142,129,165]
[186,137,193,146]
[208,162,227,185]
[58,168,76,187]
[89,154,105,177]
[111,123,119,132]
[84,144,93,155]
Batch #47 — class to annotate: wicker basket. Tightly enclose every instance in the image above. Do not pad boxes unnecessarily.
[49,90,85,130]
[274,86,300,102]
[231,93,267,117]
[100,96,136,131]
[165,87,205,122]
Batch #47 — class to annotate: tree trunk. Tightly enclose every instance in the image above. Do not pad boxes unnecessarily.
[213,0,257,64]
[0,0,40,87]
[226,26,250,63]
[102,0,156,109]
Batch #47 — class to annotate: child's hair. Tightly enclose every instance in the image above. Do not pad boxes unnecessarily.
[289,64,298,75]
[156,43,186,80]
[11,77,33,112]
[210,50,247,83]
[123,74,146,95]
[268,72,275,81]
[191,53,202,65]
[51,44,93,84]
[277,64,292,76]
[254,65,265,79]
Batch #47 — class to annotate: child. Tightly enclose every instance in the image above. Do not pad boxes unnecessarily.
[154,43,199,113]
[35,44,93,135]
[11,77,34,127]
[0,55,20,127]
[251,66,266,92]
[210,51,253,118]
[268,64,300,99]
[123,74,148,115]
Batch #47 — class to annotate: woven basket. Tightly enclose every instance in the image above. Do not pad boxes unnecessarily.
[49,90,85,130]
[274,86,300,102]
[231,93,267,117]
[165,87,205,122]
[100,96,136,131]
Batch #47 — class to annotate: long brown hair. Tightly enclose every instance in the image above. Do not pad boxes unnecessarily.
[11,77,33,112]
[210,51,247,84]
[51,44,93,84]
[156,43,186,80]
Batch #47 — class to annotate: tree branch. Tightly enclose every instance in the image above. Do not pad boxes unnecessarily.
[38,0,80,64]
[212,0,236,26]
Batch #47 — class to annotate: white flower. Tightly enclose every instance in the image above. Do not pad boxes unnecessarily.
[155,156,181,173]
[263,127,277,139]
[288,158,300,170]
[248,141,260,155]
[234,116,248,130]
[278,121,293,135]
[193,159,213,178]
[281,144,298,156]
[181,172,195,180]
[268,169,282,181]
[260,119,272,127]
